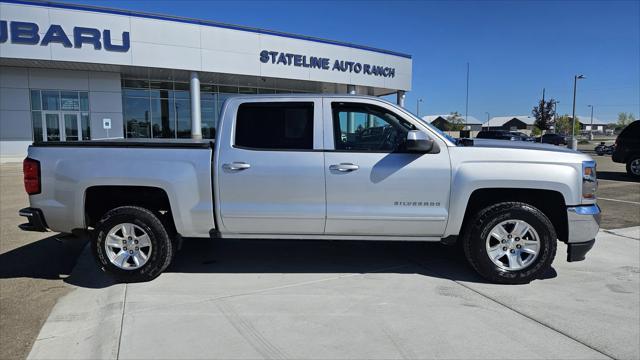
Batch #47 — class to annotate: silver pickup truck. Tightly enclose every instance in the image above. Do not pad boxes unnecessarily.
[19,94,600,284]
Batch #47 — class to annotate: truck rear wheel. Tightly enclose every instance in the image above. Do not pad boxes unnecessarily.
[462,202,557,284]
[92,206,174,282]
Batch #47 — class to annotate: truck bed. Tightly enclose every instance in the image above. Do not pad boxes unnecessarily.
[26,141,215,238]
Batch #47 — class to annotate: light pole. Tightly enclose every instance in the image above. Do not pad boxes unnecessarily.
[551,100,560,137]
[571,74,585,149]
[553,101,560,122]
[465,62,470,129]
[485,112,490,130]
[417,98,423,118]
[588,104,594,140]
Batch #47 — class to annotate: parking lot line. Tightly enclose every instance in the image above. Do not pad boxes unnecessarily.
[598,197,640,205]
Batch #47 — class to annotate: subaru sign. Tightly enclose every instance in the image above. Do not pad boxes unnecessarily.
[0,20,130,52]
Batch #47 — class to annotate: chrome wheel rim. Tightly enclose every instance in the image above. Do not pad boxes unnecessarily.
[485,219,540,271]
[631,159,640,175]
[105,223,152,270]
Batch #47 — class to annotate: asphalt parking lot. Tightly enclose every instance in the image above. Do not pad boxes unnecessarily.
[1,148,639,360]
[578,144,640,230]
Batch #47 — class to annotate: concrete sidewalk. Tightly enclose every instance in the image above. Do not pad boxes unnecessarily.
[28,228,639,360]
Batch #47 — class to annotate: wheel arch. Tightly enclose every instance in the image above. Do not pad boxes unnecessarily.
[457,188,568,243]
[84,186,177,236]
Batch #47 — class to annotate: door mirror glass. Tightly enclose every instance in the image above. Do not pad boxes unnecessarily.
[406,130,437,153]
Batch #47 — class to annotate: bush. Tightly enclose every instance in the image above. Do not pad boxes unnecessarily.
[578,139,590,144]
[531,126,542,136]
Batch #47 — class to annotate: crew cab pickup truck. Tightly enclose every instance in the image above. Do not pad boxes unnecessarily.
[19,95,600,284]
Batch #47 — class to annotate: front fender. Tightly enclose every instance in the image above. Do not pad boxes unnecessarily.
[443,161,581,237]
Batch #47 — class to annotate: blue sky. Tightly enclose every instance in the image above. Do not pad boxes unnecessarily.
[63,0,639,123]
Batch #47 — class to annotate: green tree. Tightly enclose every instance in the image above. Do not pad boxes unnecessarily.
[532,98,556,131]
[531,126,542,136]
[617,112,636,130]
[445,111,465,131]
[555,114,581,135]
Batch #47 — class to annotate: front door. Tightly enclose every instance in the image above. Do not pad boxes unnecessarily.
[63,113,80,141]
[323,99,451,237]
[41,112,82,141]
[43,112,61,141]
[216,99,326,235]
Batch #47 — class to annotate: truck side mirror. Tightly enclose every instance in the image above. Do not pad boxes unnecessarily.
[406,130,439,153]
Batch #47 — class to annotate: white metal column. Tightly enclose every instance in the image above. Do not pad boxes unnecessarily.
[397,90,405,108]
[190,71,202,140]
[346,85,357,132]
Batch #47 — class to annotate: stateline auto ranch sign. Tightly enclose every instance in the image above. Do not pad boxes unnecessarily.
[260,50,396,78]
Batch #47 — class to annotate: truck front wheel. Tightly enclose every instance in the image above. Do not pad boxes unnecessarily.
[92,206,174,282]
[462,202,557,284]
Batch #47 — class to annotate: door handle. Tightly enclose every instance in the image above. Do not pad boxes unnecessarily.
[223,162,251,171]
[329,163,359,172]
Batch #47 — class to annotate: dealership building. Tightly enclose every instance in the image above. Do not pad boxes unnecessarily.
[0,0,412,160]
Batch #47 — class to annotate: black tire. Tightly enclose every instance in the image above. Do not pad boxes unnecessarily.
[462,202,557,284]
[92,206,174,282]
[626,156,640,178]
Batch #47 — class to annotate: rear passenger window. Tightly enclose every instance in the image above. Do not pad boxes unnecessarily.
[235,102,314,150]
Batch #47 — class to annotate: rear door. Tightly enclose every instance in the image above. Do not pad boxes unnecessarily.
[216,98,326,235]
[322,98,451,237]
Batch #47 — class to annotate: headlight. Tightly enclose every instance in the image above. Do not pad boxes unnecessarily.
[582,160,597,200]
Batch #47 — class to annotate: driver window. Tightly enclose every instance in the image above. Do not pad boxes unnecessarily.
[332,102,416,152]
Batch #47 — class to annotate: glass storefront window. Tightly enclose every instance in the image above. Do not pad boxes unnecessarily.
[150,89,171,99]
[201,92,216,101]
[151,97,174,138]
[81,113,90,140]
[121,78,304,140]
[123,79,194,139]
[42,91,60,110]
[238,87,257,94]
[124,97,151,138]
[174,82,189,91]
[61,91,80,111]
[123,79,149,89]
[150,80,173,90]
[201,99,216,139]
[172,90,190,100]
[218,86,238,94]
[80,93,89,111]
[45,113,61,141]
[201,84,217,93]
[30,90,41,110]
[31,111,42,141]
[30,90,90,141]
[175,99,191,138]
[124,88,150,98]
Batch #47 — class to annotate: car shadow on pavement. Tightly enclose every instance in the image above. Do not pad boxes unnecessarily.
[61,238,556,289]
[0,233,88,280]
[597,171,639,182]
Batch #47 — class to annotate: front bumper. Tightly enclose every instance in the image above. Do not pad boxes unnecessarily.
[566,204,600,262]
[18,207,48,232]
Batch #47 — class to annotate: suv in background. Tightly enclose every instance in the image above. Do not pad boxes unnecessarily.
[510,131,535,142]
[612,120,640,178]
[476,130,519,141]
[538,133,567,145]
